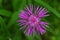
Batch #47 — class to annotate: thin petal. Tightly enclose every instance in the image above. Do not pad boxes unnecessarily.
[27,27,31,35]
[19,23,26,26]
[40,21,49,28]
[19,10,28,19]
[26,26,31,35]
[35,6,42,16]
[35,23,46,34]
[25,6,32,15]
[20,23,27,30]
[17,20,27,23]
[36,6,39,11]
[30,28,35,35]
[40,22,48,25]
[25,25,34,35]
[38,8,48,17]
[29,4,33,13]
[38,7,43,12]
[43,14,49,17]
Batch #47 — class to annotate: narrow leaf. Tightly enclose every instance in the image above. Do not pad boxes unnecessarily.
[0,17,10,36]
[0,0,2,8]
[35,34,42,40]
[0,9,11,17]
[7,0,26,29]
[12,0,22,11]
[26,36,34,40]
[0,16,6,32]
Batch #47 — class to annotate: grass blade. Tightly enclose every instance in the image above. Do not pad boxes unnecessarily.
[26,36,34,40]
[0,9,11,17]
[7,0,26,29]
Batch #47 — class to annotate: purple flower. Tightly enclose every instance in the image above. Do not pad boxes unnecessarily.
[18,5,49,36]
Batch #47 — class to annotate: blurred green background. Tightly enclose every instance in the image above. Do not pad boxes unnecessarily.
[0,0,60,40]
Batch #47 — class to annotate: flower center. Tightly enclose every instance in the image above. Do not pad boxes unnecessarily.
[28,15,39,26]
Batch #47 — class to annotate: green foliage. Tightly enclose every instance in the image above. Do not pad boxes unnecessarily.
[0,17,6,31]
[0,9,11,17]
[7,0,26,29]
[26,36,34,40]
[35,34,42,40]
[0,0,60,40]
[0,0,2,8]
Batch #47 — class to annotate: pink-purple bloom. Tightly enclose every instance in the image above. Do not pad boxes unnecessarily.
[18,5,49,36]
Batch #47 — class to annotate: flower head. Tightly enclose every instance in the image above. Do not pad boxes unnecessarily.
[18,5,49,36]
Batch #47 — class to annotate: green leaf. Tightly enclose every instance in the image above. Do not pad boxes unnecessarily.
[0,0,2,8]
[26,36,34,40]
[27,0,32,5]
[12,0,22,11]
[0,36,5,40]
[0,17,10,37]
[0,9,12,17]
[12,34,22,40]
[50,36,56,40]
[0,17,6,32]
[11,23,23,40]
[35,34,42,40]
[7,0,26,29]
[34,0,60,18]
[0,0,2,4]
